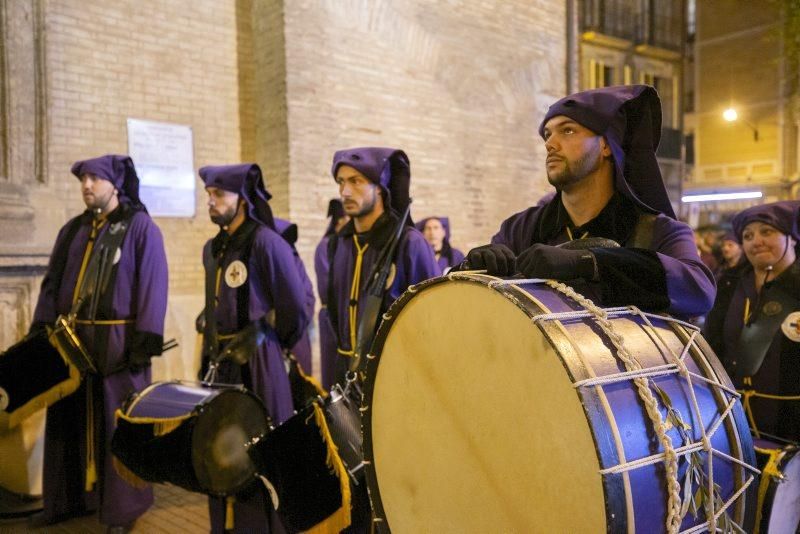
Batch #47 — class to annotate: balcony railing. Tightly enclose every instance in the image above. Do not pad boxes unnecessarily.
[581,0,684,52]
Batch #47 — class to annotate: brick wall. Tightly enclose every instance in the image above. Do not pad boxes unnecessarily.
[6,0,566,378]
[37,0,241,296]
[278,0,567,273]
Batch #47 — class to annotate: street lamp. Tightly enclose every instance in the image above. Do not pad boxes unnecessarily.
[723,107,759,141]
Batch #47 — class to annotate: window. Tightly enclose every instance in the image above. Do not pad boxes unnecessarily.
[589,60,616,89]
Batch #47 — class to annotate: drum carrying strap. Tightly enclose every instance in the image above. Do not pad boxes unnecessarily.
[736,285,800,377]
[202,243,222,366]
[74,217,132,320]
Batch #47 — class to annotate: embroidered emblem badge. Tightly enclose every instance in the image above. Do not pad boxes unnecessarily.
[762,301,782,317]
[225,260,248,288]
[781,311,800,343]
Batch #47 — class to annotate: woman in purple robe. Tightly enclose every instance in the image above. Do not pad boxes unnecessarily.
[31,155,168,532]
[314,199,348,390]
[273,217,315,375]
[463,85,715,318]
[416,216,465,273]
[199,164,310,533]
[703,201,800,443]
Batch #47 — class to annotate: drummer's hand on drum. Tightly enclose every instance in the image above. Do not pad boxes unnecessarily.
[516,243,598,281]
[463,244,517,275]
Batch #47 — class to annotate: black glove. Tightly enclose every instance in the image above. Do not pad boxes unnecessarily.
[463,244,517,276]
[217,320,268,365]
[128,351,152,373]
[516,243,597,281]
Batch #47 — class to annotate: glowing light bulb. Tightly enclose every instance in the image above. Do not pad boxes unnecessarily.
[723,108,738,122]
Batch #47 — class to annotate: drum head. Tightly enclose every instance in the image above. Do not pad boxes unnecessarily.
[366,280,605,532]
[192,389,269,495]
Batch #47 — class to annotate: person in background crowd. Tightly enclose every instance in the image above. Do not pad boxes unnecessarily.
[416,216,465,274]
[314,199,349,390]
[695,224,723,273]
[273,217,316,376]
[715,230,747,280]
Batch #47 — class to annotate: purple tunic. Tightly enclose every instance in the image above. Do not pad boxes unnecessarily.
[202,220,309,533]
[273,218,315,374]
[329,215,441,361]
[32,207,168,526]
[314,236,337,390]
[491,193,715,317]
[437,248,465,272]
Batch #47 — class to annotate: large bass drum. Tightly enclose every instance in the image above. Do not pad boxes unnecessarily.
[362,273,758,533]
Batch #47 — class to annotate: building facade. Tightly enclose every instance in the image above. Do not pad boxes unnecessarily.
[684,0,799,224]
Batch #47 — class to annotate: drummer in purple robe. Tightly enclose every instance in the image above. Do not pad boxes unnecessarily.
[462,85,715,317]
[416,216,465,274]
[314,199,349,390]
[273,217,316,376]
[329,147,440,379]
[329,148,439,531]
[30,155,168,532]
[199,163,310,533]
[703,201,800,443]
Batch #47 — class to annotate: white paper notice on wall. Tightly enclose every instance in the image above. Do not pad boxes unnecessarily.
[127,118,195,218]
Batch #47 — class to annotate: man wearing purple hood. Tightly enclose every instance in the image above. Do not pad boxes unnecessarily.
[314,199,348,390]
[329,148,440,375]
[198,163,310,533]
[463,85,715,317]
[30,155,168,532]
[416,216,465,274]
[329,148,439,531]
[703,201,800,443]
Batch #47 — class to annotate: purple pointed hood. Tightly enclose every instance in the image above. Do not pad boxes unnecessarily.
[199,163,275,229]
[71,154,145,210]
[325,198,345,236]
[331,147,413,224]
[273,217,298,246]
[539,85,675,218]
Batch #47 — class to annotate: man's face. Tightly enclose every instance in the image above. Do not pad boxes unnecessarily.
[542,116,609,190]
[80,173,117,211]
[741,222,793,270]
[206,186,241,226]
[423,219,446,249]
[336,165,380,218]
[720,239,742,264]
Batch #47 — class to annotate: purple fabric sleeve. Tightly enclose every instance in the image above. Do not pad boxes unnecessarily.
[251,229,311,349]
[129,212,169,343]
[650,217,716,316]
